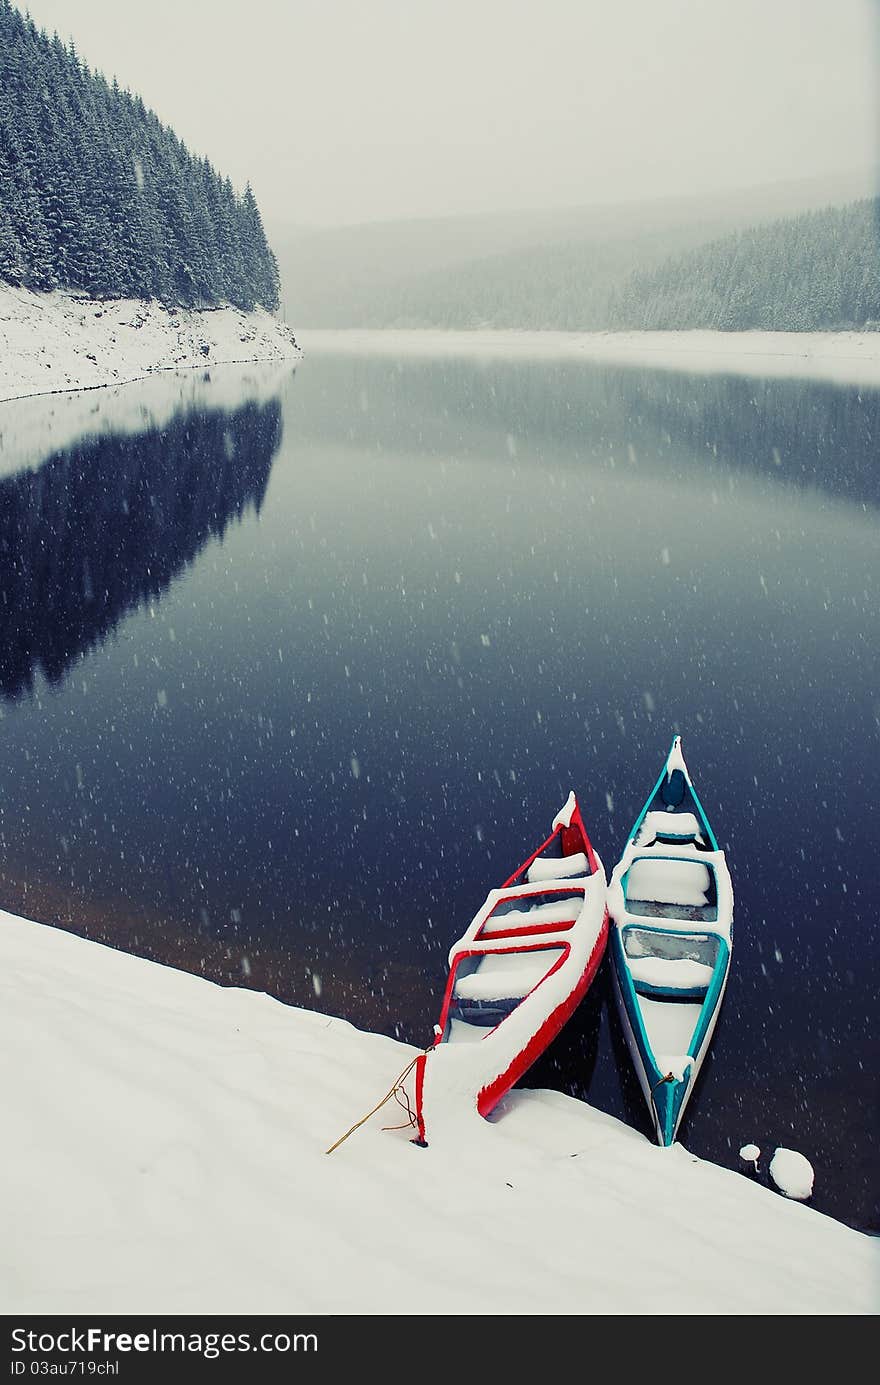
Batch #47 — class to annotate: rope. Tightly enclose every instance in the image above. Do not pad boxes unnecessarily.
[381,1077,417,1132]
[325,1047,433,1155]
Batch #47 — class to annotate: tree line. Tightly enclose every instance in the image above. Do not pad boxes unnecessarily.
[607,198,880,332]
[282,193,880,334]
[0,0,280,310]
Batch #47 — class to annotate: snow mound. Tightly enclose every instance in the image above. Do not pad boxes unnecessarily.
[769,1147,815,1200]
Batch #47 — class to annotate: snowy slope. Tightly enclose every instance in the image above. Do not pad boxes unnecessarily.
[1,909,877,1316]
[0,284,301,404]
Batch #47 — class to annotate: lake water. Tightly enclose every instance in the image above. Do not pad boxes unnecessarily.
[1,345,877,1235]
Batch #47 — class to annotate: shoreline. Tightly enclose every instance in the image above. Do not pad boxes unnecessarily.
[3,904,877,1314]
[298,326,880,385]
[6,291,880,398]
[0,283,302,405]
[0,360,297,481]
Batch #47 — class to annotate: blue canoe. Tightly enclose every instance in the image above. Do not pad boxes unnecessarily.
[606,736,733,1147]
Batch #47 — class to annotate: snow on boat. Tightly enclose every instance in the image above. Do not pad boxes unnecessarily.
[414,792,608,1145]
[607,736,733,1147]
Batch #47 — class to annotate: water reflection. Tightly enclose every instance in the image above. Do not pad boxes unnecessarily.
[0,351,876,1235]
[0,389,284,700]
[291,353,880,508]
[611,368,880,509]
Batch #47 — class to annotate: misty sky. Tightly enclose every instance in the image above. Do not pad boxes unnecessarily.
[18,0,880,229]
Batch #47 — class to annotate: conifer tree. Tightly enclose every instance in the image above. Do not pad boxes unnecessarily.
[608,197,880,332]
[0,0,283,311]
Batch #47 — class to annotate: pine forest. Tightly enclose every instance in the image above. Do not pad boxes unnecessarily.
[0,0,280,310]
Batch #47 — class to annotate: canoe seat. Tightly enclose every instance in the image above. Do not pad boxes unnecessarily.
[635,811,704,847]
[623,926,719,998]
[450,946,564,1023]
[627,955,714,1000]
[526,851,588,883]
[453,949,558,1002]
[480,895,582,936]
[449,997,519,1027]
[623,857,718,922]
[626,857,711,906]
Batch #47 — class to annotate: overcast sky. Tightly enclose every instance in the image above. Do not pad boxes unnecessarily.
[18,0,880,229]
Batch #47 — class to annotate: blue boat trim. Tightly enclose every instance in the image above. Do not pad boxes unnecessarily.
[613,927,730,1051]
[608,738,733,1147]
[629,735,720,853]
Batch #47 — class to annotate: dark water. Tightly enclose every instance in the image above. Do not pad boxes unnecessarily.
[0,351,877,1235]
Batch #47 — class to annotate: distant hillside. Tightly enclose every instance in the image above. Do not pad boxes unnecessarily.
[272,171,877,329]
[608,198,880,331]
[0,0,279,310]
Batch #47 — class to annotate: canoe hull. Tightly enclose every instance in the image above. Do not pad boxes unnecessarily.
[607,737,733,1147]
[415,793,608,1145]
[610,929,731,1145]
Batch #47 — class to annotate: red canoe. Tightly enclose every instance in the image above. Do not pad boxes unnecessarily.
[414,792,608,1145]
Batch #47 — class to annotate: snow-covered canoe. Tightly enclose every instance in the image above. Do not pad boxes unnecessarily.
[414,792,608,1144]
[607,736,733,1147]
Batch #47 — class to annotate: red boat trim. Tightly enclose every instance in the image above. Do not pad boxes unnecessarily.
[500,825,560,888]
[415,792,608,1144]
[475,918,608,1118]
[414,1051,427,1143]
[476,917,580,940]
[500,811,598,888]
[474,885,585,941]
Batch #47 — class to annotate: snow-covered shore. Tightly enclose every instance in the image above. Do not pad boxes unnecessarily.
[2,908,877,1316]
[300,326,880,385]
[0,283,301,404]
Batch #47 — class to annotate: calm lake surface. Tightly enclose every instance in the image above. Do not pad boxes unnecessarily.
[1,345,877,1234]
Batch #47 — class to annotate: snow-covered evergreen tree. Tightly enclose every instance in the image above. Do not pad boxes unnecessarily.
[0,0,281,310]
[608,199,880,332]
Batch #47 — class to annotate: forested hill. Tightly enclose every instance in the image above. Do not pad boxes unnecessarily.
[271,172,875,331]
[0,0,279,310]
[608,198,880,332]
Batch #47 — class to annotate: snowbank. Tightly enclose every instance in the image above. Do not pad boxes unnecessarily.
[1,908,877,1316]
[300,326,880,385]
[0,283,301,404]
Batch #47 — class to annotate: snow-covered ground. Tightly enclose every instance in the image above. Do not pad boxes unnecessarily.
[300,326,880,385]
[0,283,301,404]
[2,908,877,1316]
[6,288,879,405]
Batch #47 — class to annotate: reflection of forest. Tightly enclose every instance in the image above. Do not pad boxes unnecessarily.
[0,398,283,699]
[296,356,880,509]
[612,369,880,509]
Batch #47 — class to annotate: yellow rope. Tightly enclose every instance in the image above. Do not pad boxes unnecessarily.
[325,1048,432,1155]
